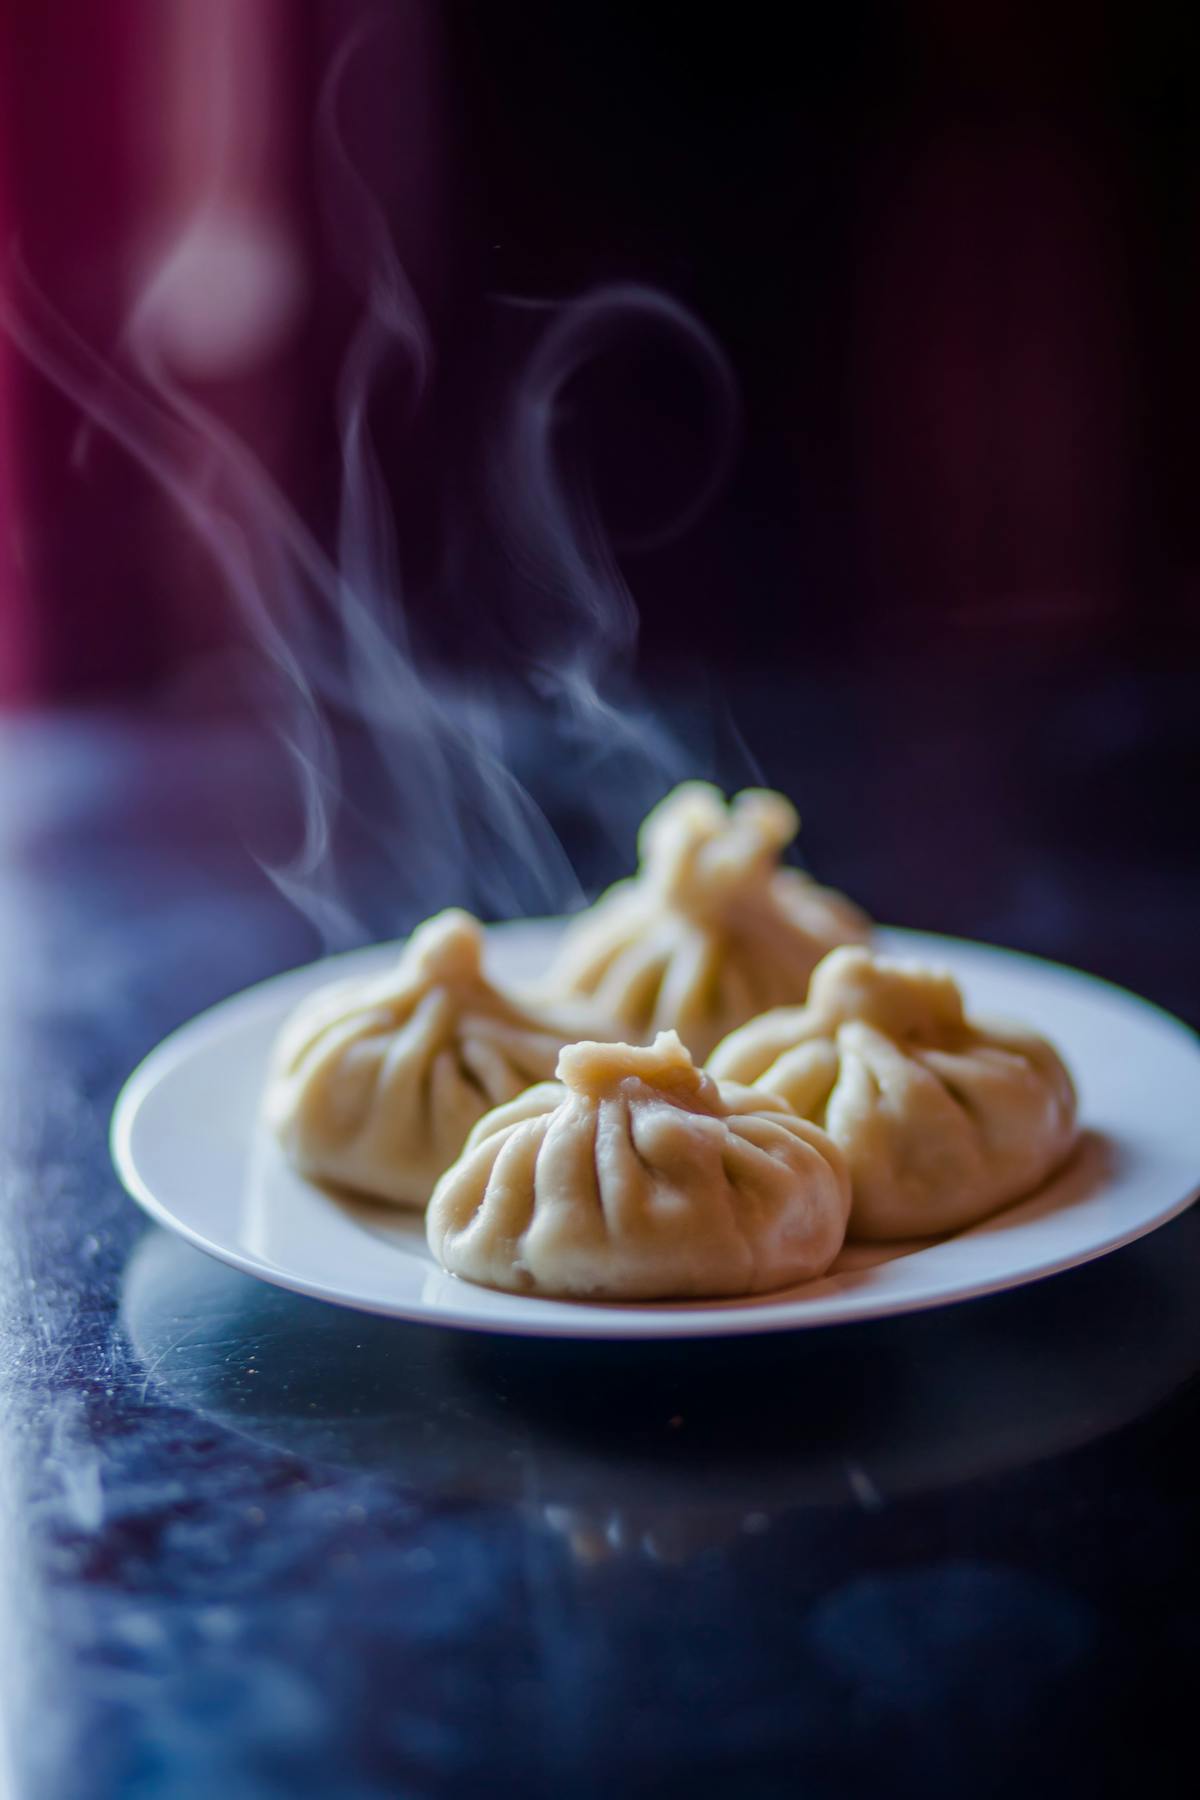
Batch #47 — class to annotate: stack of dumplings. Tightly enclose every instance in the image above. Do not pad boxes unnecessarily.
[264,784,1079,1301]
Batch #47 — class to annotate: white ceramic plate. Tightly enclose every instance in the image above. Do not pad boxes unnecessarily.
[111,923,1200,1339]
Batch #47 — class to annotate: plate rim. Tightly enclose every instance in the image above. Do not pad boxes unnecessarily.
[110,925,1200,1340]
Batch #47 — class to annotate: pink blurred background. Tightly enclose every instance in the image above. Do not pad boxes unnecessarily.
[1,0,1196,702]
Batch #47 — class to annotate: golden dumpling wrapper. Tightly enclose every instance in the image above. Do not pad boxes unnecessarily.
[265,909,616,1208]
[545,782,870,1061]
[426,1029,851,1300]
[708,946,1078,1241]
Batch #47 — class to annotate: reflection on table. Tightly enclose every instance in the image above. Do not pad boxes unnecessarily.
[123,1206,1200,1565]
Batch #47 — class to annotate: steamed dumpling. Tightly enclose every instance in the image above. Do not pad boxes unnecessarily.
[265,910,613,1207]
[426,1029,851,1300]
[545,782,870,1060]
[708,946,1077,1241]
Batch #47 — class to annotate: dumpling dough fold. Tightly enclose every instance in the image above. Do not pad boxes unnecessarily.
[708,946,1078,1240]
[545,782,870,1060]
[265,909,613,1207]
[426,1029,851,1300]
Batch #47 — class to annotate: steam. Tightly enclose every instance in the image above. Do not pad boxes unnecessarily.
[484,284,740,823]
[0,58,746,950]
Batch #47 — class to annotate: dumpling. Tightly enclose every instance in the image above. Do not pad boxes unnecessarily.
[708,946,1077,1241]
[264,909,613,1207]
[426,1029,850,1300]
[545,782,870,1061]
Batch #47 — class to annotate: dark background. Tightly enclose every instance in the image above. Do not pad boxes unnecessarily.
[2,0,1199,694]
[2,0,1197,1015]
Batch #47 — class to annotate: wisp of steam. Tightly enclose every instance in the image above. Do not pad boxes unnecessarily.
[0,48,750,951]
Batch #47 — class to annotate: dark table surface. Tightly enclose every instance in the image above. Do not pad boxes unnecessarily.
[1,663,1197,1800]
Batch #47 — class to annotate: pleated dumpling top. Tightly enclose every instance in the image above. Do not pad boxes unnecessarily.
[426,1029,851,1300]
[265,909,615,1207]
[545,783,870,1060]
[709,946,1078,1241]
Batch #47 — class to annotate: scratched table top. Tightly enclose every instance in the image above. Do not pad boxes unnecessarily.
[1,665,1196,1800]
